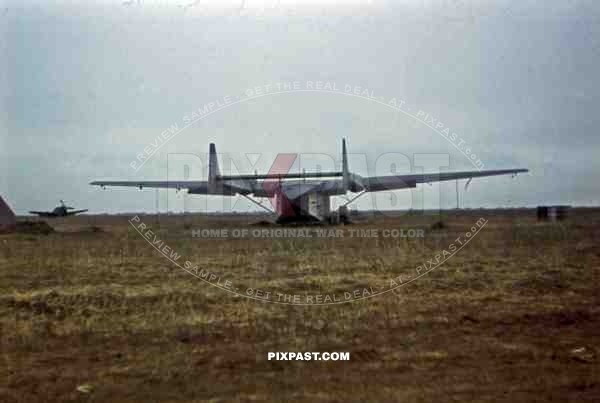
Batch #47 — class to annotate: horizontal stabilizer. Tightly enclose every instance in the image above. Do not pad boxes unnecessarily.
[218,171,343,181]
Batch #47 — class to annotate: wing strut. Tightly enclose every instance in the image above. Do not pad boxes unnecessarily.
[342,191,367,207]
[240,194,275,213]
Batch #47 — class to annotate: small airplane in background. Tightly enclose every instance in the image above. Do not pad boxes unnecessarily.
[91,138,528,224]
[29,200,88,217]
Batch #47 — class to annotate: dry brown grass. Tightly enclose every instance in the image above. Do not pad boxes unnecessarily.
[0,209,599,402]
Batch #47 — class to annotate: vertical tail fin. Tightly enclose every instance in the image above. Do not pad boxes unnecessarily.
[342,138,350,191]
[0,195,17,232]
[208,143,221,192]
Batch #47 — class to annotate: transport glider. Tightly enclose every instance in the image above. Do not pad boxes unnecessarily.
[91,139,527,224]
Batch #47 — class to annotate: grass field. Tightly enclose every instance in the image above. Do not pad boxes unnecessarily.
[1,209,599,402]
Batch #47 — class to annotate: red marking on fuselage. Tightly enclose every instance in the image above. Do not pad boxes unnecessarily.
[261,154,297,217]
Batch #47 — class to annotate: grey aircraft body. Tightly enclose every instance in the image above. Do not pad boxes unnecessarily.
[91,139,528,224]
[29,200,88,217]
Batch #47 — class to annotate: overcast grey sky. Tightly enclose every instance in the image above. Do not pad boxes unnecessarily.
[1,0,599,214]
